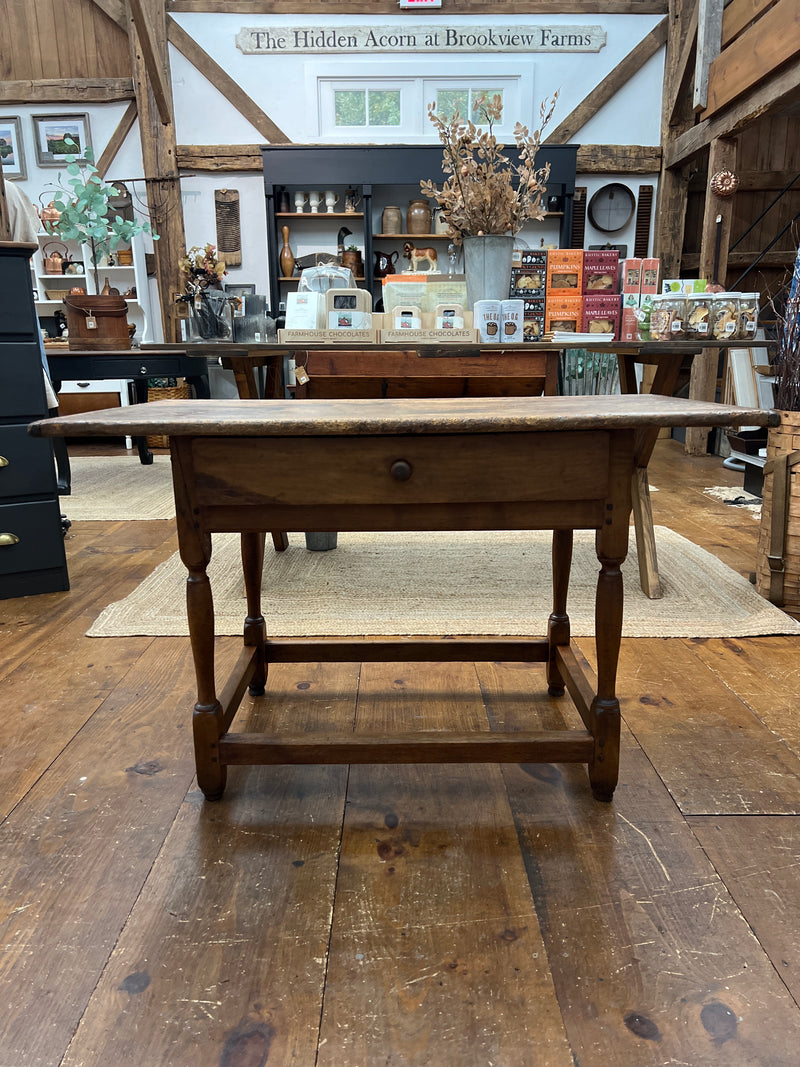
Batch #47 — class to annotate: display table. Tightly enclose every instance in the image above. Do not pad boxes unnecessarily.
[30,394,778,803]
[46,347,210,472]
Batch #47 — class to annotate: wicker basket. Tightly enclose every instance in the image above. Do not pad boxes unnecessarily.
[45,288,69,301]
[146,379,191,448]
[755,410,800,614]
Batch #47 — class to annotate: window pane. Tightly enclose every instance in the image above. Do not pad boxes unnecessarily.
[368,90,401,127]
[334,90,366,127]
[436,89,469,123]
[471,88,503,115]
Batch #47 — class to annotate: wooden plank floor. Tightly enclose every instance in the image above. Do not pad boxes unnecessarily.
[1,438,799,1066]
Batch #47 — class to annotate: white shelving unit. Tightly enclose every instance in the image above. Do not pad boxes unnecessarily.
[32,230,153,345]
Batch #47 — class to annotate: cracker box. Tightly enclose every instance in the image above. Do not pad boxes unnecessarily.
[640,258,660,294]
[544,294,583,334]
[620,258,642,294]
[545,249,583,294]
[619,292,641,342]
[582,249,619,294]
[522,297,546,342]
[510,249,547,298]
[581,293,621,338]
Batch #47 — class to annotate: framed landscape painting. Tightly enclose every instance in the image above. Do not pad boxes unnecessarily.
[32,113,91,166]
[0,117,26,179]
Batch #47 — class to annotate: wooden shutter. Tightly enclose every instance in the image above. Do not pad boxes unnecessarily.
[634,184,654,258]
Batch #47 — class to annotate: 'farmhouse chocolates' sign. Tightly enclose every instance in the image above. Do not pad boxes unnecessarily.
[236,25,606,55]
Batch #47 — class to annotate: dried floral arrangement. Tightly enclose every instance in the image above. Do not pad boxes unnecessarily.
[179,243,227,288]
[420,92,558,244]
[773,252,800,411]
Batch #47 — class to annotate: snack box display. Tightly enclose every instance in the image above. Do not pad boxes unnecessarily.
[581,293,621,338]
[379,309,477,344]
[522,297,546,342]
[620,258,642,294]
[544,294,582,334]
[582,249,619,293]
[546,250,583,293]
[510,249,547,298]
[620,293,641,342]
[500,299,524,341]
[382,275,468,314]
[640,258,660,294]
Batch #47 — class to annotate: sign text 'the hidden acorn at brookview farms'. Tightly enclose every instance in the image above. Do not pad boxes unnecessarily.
[235,25,607,55]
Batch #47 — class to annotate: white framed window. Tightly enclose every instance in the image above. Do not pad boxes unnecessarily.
[313,62,531,142]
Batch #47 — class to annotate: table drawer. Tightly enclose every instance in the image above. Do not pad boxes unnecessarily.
[0,499,66,578]
[97,357,189,379]
[191,431,611,507]
[0,425,58,499]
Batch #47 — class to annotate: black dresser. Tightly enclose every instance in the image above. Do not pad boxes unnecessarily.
[0,241,69,599]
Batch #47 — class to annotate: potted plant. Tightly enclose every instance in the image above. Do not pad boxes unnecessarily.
[420,93,557,305]
[755,247,800,614]
[43,139,157,349]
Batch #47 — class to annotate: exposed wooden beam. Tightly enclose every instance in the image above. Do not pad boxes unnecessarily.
[693,0,724,111]
[668,4,698,126]
[682,249,798,269]
[703,0,800,119]
[175,143,664,175]
[129,0,174,125]
[0,79,134,104]
[735,169,800,191]
[95,101,139,177]
[167,1,668,12]
[130,0,186,343]
[664,54,800,166]
[575,144,662,173]
[88,0,128,31]
[685,135,737,456]
[545,17,668,144]
[167,17,290,142]
[721,0,774,48]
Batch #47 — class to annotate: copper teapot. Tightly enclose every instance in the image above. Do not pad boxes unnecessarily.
[43,243,69,274]
[38,195,62,224]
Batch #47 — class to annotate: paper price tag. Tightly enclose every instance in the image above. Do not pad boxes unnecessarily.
[295,367,310,385]
[86,315,97,330]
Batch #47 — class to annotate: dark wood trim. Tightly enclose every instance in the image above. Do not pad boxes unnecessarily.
[545,17,668,143]
[0,167,10,242]
[667,3,698,127]
[129,0,174,125]
[167,17,290,143]
[95,101,139,178]
[176,143,661,174]
[0,78,134,104]
[167,1,668,12]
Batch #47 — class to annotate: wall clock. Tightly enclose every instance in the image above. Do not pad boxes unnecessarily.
[587,183,635,233]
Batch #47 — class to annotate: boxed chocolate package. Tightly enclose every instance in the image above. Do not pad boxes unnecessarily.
[640,258,660,294]
[582,249,619,293]
[546,250,583,293]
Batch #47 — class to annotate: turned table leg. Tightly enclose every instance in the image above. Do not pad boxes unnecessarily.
[242,531,267,696]
[547,528,573,695]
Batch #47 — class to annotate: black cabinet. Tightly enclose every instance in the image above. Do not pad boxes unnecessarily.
[260,143,577,314]
[0,242,69,599]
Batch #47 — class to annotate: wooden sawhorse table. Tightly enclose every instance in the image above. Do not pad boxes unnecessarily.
[31,394,777,804]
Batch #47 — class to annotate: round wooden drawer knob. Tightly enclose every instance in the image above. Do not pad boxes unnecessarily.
[390,459,413,481]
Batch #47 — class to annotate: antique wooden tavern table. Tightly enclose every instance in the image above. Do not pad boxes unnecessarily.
[31,394,779,803]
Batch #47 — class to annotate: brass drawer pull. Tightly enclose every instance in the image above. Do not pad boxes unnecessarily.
[390,459,413,481]
[0,532,21,546]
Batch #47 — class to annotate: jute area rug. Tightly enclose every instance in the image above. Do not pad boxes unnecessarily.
[87,528,800,639]
[62,456,175,521]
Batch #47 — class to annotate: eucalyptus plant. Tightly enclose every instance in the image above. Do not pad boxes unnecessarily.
[44,139,157,292]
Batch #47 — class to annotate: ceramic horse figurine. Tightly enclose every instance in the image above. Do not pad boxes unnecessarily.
[402,242,439,274]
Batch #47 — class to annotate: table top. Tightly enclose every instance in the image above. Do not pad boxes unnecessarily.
[30,394,780,439]
[45,347,204,360]
[142,340,758,357]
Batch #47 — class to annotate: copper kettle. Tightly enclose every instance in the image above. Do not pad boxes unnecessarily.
[43,243,68,274]
[38,195,62,224]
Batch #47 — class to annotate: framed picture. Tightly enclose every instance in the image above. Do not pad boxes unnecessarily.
[0,117,26,180]
[225,283,256,317]
[32,113,91,166]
